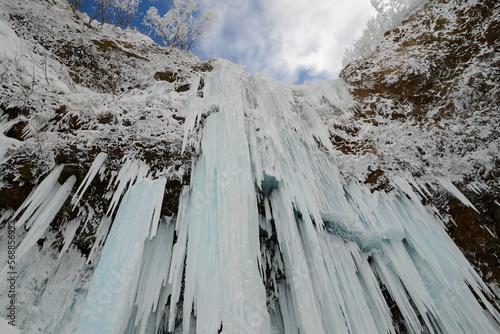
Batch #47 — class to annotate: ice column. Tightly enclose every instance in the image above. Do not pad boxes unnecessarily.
[76,177,166,334]
[173,62,272,334]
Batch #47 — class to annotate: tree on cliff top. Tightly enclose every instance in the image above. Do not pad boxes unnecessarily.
[68,0,141,28]
[143,0,217,51]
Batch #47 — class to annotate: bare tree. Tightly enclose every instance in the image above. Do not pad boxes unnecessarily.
[67,0,140,28]
[67,0,89,14]
[143,0,217,51]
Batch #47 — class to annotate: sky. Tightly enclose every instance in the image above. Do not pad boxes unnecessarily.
[116,0,376,84]
[195,0,376,84]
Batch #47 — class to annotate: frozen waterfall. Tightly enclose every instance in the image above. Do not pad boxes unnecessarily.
[1,59,499,333]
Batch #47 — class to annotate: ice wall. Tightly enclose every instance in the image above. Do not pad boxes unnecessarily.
[171,66,272,333]
[1,59,499,334]
[76,177,166,334]
[174,60,500,333]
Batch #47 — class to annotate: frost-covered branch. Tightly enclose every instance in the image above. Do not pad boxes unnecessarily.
[67,0,89,14]
[143,0,217,51]
[343,0,428,66]
[67,0,141,28]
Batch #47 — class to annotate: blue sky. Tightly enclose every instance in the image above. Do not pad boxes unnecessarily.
[195,0,376,84]
[90,0,376,84]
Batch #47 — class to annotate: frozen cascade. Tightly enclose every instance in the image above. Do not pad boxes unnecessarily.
[172,60,500,333]
[76,177,166,334]
[0,59,499,334]
[171,64,273,333]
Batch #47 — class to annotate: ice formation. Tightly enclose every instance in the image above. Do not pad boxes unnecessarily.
[1,60,499,333]
[72,152,108,210]
[6,166,76,263]
[76,177,166,334]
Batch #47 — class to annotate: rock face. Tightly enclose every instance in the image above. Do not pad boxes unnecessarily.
[341,0,500,285]
[0,0,212,255]
[0,0,499,333]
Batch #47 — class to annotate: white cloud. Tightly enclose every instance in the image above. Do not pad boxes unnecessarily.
[197,0,375,83]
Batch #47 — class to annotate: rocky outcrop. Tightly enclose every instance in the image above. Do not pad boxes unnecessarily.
[341,0,500,285]
[0,0,214,264]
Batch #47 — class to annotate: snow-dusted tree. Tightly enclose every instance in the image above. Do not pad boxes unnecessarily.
[72,0,141,28]
[67,0,88,14]
[143,0,217,51]
[105,0,141,28]
[342,0,427,66]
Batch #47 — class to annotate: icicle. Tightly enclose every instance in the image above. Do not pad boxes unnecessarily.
[106,159,149,217]
[435,175,478,212]
[76,177,166,334]
[71,152,108,210]
[14,175,76,260]
[13,165,65,229]
[0,210,13,225]
[58,217,82,259]
[129,220,176,334]
[0,171,76,281]
[8,59,496,334]
[86,215,112,265]
[167,188,190,331]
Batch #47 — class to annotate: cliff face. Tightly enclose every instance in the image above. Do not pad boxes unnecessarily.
[341,0,500,284]
[0,0,214,257]
[0,0,499,333]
